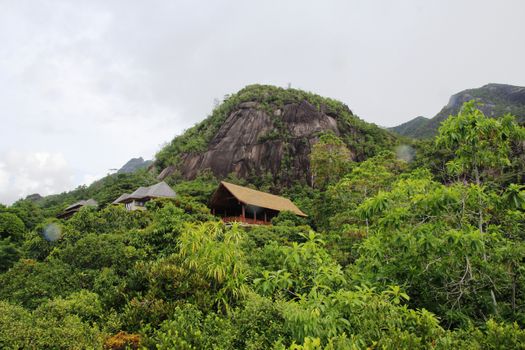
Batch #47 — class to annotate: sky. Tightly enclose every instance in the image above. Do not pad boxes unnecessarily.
[1,0,524,204]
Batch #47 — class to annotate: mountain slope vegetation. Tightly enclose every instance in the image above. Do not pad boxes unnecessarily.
[388,115,429,138]
[0,94,525,348]
[391,83,525,138]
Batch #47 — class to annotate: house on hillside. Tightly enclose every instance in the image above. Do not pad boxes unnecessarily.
[112,181,176,211]
[57,199,98,219]
[209,181,307,225]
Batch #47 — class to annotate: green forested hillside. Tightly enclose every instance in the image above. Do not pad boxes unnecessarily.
[391,83,525,138]
[388,116,430,138]
[0,102,525,349]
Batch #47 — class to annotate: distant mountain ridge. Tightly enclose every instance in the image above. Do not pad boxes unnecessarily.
[117,157,153,174]
[390,83,525,138]
[388,116,429,139]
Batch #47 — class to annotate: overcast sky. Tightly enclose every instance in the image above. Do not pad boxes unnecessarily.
[1,0,524,204]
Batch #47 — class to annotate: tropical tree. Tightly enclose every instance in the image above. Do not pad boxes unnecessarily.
[309,133,352,189]
[436,101,525,314]
[0,213,25,241]
[436,100,525,186]
[327,151,405,232]
[354,170,525,326]
[178,222,249,312]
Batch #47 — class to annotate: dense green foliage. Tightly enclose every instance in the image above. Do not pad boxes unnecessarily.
[309,133,352,189]
[0,102,524,349]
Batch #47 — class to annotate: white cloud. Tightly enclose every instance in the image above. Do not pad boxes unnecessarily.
[0,151,74,205]
[0,166,9,191]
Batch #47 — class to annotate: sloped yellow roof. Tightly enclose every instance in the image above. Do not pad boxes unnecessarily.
[220,181,307,217]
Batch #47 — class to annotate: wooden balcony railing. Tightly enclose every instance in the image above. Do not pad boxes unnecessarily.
[222,216,270,225]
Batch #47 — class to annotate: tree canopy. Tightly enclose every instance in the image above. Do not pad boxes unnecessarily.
[0,102,524,349]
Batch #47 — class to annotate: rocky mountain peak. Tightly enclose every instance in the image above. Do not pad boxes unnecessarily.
[155,85,396,186]
[117,157,153,174]
[390,83,525,138]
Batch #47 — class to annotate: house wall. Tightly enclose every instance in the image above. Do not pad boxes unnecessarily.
[125,200,147,211]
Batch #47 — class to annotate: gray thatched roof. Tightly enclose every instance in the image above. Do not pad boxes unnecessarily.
[131,182,176,199]
[112,193,130,205]
[130,186,149,198]
[64,199,98,212]
[113,182,176,204]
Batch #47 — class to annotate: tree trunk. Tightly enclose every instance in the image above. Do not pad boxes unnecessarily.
[475,164,498,314]
[512,266,517,314]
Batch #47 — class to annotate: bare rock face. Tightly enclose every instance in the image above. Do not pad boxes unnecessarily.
[25,193,43,202]
[162,100,343,184]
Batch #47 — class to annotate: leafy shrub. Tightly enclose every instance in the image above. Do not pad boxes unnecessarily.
[142,303,236,350]
[34,290,104,324]
[51,233,143,273]
[0,212,25,240]
[104,331,140,350]
[233,293,290,349]
[120,297,178,331]
[0,239,20,272]
[0,300,103,349]
[0,259,82,309]
[271,211,308,227]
